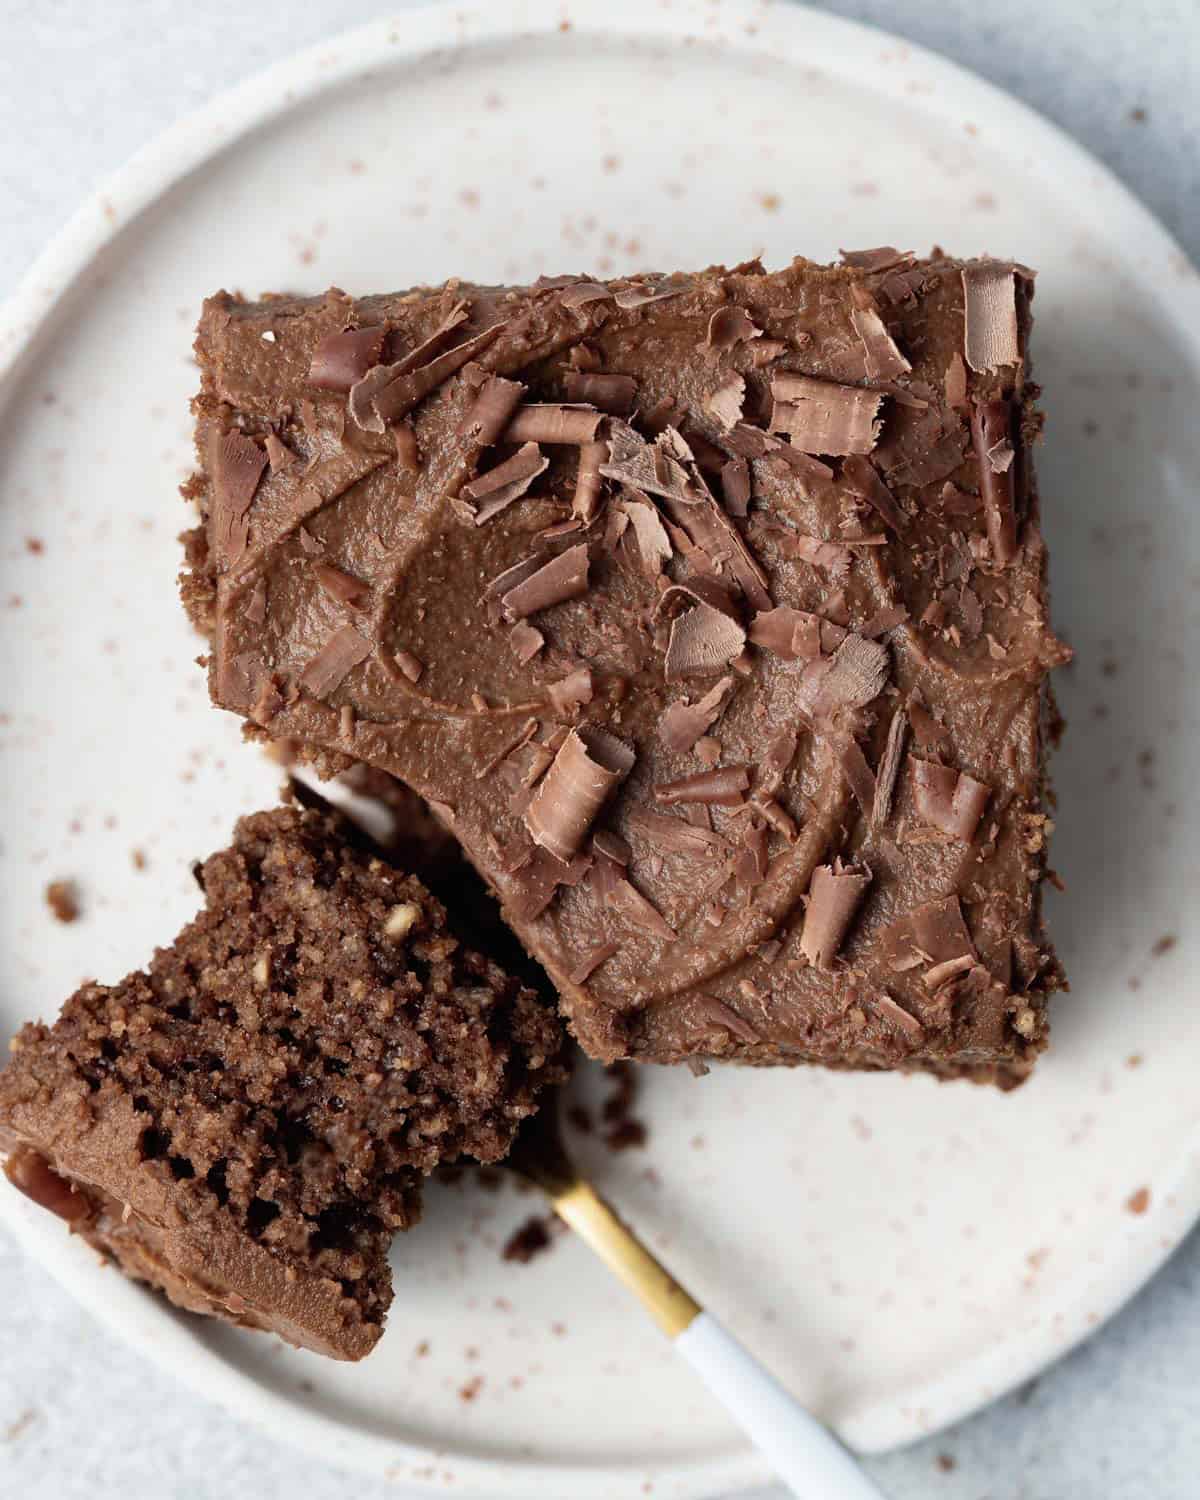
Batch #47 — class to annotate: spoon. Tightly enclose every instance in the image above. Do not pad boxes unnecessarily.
[506,1097,888,1500]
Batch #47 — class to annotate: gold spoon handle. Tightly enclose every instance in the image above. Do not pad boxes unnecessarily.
[550,1179,701,1338]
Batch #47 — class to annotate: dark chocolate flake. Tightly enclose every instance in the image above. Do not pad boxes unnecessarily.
[506,404,605,445]
[546,666,594,716]
[693,994,761,1044]
[610,876,676,939]
[664,601,747,679]
[800,861,872,969]
[720,456,751,517]
[880,896,975,973]
[839,735,877,817]
[873,994,924,1041]
[524,727,635,862]
[621,500,673,575]
[573,439,609,522]
[705,372,746,430]
[872,706,908,830]
[839,246,914,272]
[849,286,911,381]
[567,941,620,985]
[508,621,545,664]
[264,433,297,471]
[559,281,613,309]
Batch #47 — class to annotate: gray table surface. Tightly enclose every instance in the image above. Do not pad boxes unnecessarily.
[2,2,1197,1497]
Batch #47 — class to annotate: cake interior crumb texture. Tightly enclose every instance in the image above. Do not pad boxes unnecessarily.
[0,805,564,1358]
[182,251,1069,1088]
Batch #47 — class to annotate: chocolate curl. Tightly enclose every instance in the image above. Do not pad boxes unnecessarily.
[308,325,386,391]
[655,765,750,806]
[462,442,548,524]
[872,707,908,830]
[749,607,822,661]
[770,374,883,456]
[970,398,1019,568]
[524,727,635,862]
[880,896,976,973]
[800,860,872,968]
[911,758,991,840]
[961,263,1020,373]
[563,372,637,416]
[505,404,605,445]
[501,545,590,621]
[705,306,762,350]
[849,285,911,380]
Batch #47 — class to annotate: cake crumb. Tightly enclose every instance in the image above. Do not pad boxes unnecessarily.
[1127,1186,1151,1215]
[1151,934,1177,957]
[935,1452,957,1473]
[459,1375,483,1403]
[602,1061,648,1152]
[4,1409,36,1444]
[45,881,79,923]
[502,1214,557,1264]
[131,849,148,871]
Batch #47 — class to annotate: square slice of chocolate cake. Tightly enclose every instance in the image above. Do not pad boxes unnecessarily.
[182,252,1069,1086]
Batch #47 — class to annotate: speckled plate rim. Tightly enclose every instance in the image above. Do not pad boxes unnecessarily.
[1,2,1198,1496]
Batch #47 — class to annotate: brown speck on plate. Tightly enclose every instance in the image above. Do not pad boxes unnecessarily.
[1126,1187,1151,1215]
[45,880,79,924]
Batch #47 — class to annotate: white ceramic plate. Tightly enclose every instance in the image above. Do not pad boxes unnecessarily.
[1,2,1197,1496]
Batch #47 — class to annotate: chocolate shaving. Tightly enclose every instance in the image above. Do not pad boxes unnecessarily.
[922,954,976,990]
[395,650,424,683]
[298,624,371,699]
[840,246,914,272]
[485,553,544,601]
[612,278,688,309]
[962,263,1020,373]
[849,286,911,380]
[911,758,991,840]
[756,728,798,796]
[245,579,267,624]
[508,621,545,664]
[735,820,769,886]
[559,281,612,309]
[313,562,369,607]
[462,442,549,524]
[664,598,747,680]
[506,404,605,445]
[626,806,731,859]
[621,500,673,575]
[458,369,526,446]
[567,942,620,984]
[610,876,676,938]
[350,319,502,432]
[940,481,979,515]
[880,896,975,972]
[546,666,594,716]
[564,372,636,417]
[720,456,751,517]
[265,432,297,471]
[872,707,908,829]
[501,544,589,620]
[969,399,1019,567]
[839,735,877,816]
[960,585,984,638]
[705,372,746,430]
[906,690,949,753]
[841,455,904,532]
[655,765,750,806]
[801,634,889,721]
[573,439,609,522]
[394,423,420,469]
[659,676,736,754]
[706,306,762,351]
[800,860,872,969]
[524,727,634,862]
[772,529,853,575]
[693,994,761,1043]
[210,429,268,567]
[749,607,822,660]
[944,353,968,409]
[308,325,386,391]
[860,604,908,638]
[770,374,883,456]
[873,994,924,1041]
[592,830,631,865]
